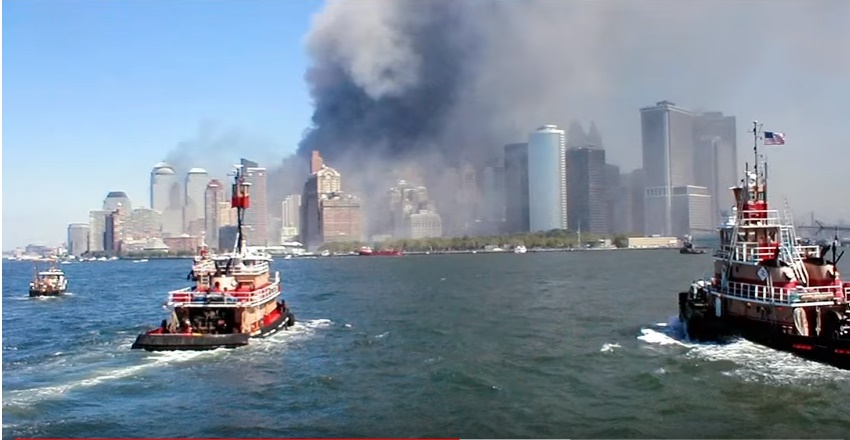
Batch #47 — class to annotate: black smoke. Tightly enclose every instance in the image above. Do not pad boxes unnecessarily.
[267,0,850,233]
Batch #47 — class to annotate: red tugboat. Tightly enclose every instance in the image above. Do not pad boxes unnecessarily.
[132,164,295,351]
[679,121,850,369]
[358,246,403,256]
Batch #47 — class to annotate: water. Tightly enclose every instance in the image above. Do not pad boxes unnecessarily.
[4,251,850,438]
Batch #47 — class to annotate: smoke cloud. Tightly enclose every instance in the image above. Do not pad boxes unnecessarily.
[283,0,850,229]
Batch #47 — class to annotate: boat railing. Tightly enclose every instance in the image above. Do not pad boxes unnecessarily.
[736,209,783,226]
[720,280,842,304]
[168,272,281,307]
[715,242,822,263]
[191,260,270,276]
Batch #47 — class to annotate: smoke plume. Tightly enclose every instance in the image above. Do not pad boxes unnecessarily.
[283,0,850,228]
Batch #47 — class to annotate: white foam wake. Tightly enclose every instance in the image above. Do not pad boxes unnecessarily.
[3,318,333,409]
[2,349,219,409]
[600,342,621,352]
[637,316,850,384]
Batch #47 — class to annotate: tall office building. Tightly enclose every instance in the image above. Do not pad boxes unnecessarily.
[504,142,530,233]
[67,223,89,256]
[301,151,342,250]
[104,210,124,254]
[184,168,209,235]
[151,162,182,236]
[204,179,226,247]
[641,100,702,236]
[566,146,608,234]
[241,158,268,246]
[150,162,175,211]
[527,125,567,232]
[605,164,621,235]
[694,111,738,225]
[88,210,109,252]
[281,194,301,242]
[482,163,506,222]
[386,180,440,239]
[124,208,162,240]
[321,194,362,243]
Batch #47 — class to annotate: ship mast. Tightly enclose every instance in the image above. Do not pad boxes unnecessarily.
[230,165,252,255]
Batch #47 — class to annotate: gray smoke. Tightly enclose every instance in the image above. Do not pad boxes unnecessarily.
[282,0,850,226]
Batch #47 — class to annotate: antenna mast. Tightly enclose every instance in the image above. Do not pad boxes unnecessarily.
[752,120,762,176]
[230,164,252,254]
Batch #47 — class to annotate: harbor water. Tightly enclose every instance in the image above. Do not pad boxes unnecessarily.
[4,250,850,438]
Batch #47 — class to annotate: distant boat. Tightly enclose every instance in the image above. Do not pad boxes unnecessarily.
[513,245,528,254]
[679,235,706,254]
[132,259,149,263]
[359,246,403,256]
[29,263,68,297]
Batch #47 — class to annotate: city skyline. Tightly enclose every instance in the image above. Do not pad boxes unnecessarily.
[4,0,850,249]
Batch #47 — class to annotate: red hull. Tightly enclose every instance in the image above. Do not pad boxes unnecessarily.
[360,250,402,256]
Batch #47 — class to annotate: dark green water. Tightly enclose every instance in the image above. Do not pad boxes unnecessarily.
[3,250,850,438]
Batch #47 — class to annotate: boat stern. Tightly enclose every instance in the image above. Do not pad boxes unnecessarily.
[131,332,250,351]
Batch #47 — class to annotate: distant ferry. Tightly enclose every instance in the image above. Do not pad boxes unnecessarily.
[358,246,403,256]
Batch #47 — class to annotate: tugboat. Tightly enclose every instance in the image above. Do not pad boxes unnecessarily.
[679,235,706,254]
[679,121,850,369]
[29,263,68,297]
[132,164,295,351]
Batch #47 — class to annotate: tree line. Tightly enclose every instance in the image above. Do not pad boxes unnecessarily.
[318,230,634,253]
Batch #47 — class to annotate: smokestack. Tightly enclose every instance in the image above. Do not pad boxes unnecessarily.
[311,150,324,174]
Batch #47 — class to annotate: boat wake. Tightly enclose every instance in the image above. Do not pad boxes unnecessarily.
[2,349,219,409]
[243,318,333,353]
[2,319,333,410]
[638,316,850,384]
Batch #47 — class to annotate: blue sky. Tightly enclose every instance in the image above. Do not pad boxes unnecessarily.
[3,0,322,249]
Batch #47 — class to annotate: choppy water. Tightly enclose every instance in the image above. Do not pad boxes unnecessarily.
[4,251,850,438]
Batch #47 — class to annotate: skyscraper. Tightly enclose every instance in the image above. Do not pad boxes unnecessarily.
[204,179,226,248]
[151,162,182,236]
[641,101,696,236]
[482,163,506,222]
[150,162,175,211]
[504,142,530,233]
[527,125,567,232]
[241,158,268,246]
[694,111,738,224]
[281,194,301,242]
[566,146,608,234]
[88,210,109,252]
[184,168,209,235]
[67,223,89,256]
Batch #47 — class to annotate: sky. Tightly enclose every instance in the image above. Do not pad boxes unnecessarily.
[2,0,321,249]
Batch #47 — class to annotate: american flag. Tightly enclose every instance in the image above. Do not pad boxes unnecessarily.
[764,131,785,145]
